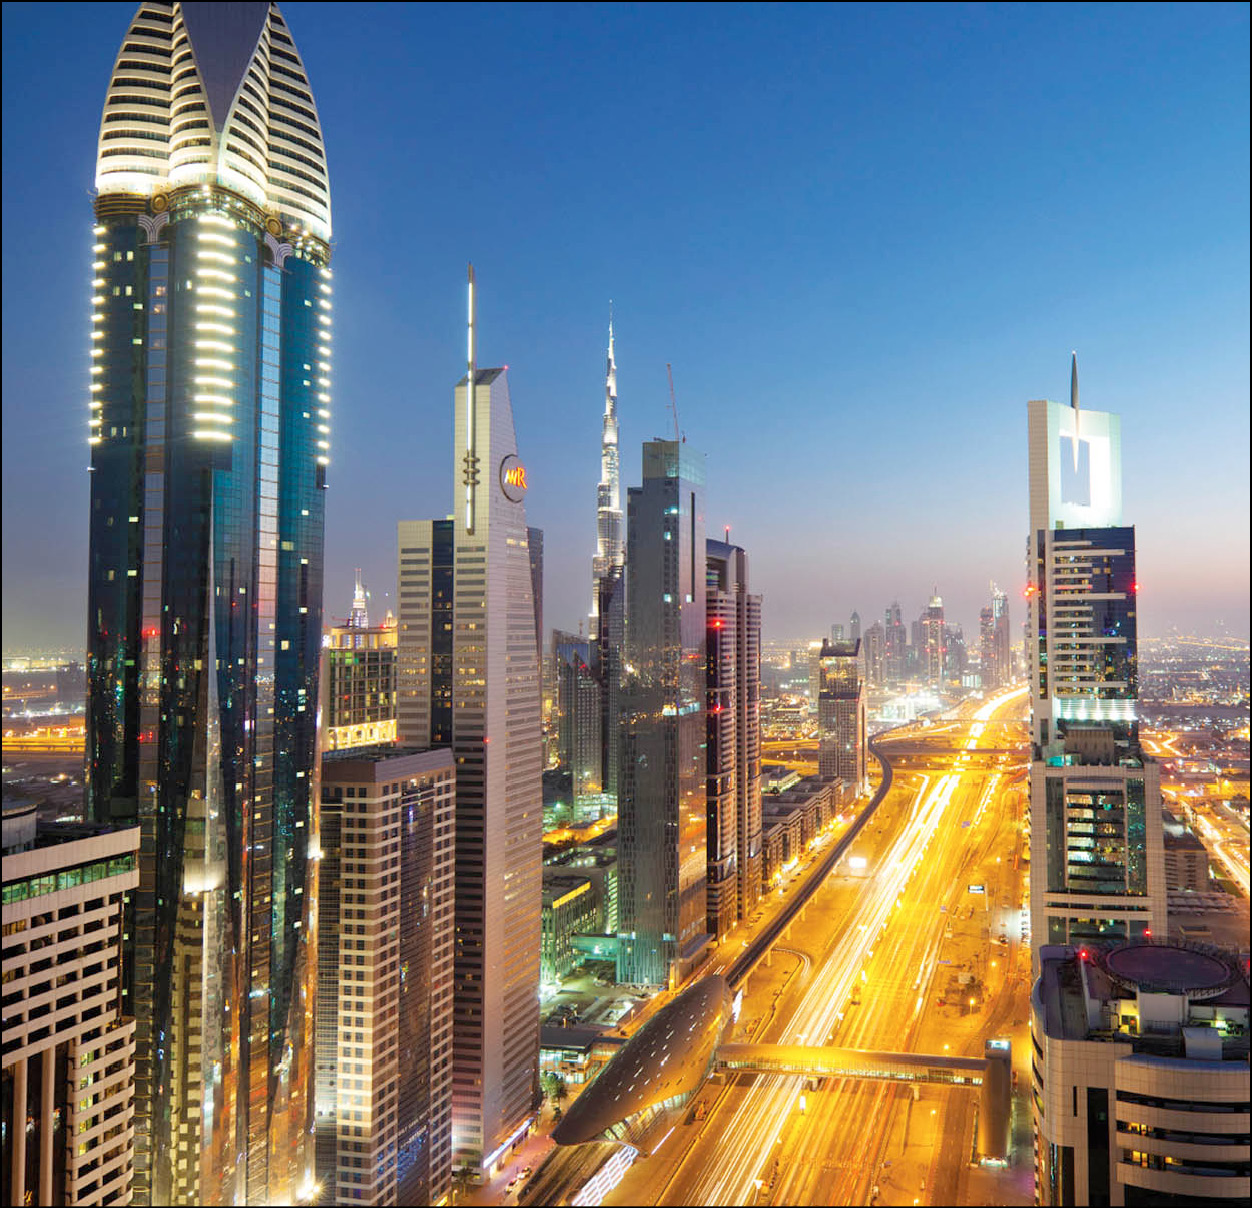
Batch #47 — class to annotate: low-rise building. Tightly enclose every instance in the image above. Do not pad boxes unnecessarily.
[1161,812,1211,894]
[542,873,602,985]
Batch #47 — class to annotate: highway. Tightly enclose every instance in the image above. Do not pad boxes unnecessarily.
[605,686,1031,1208]
[721,737,895,989]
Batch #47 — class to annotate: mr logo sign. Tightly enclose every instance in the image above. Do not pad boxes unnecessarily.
[499,453,528,502]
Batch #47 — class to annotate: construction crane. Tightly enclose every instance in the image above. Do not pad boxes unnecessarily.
[666,362,682,442]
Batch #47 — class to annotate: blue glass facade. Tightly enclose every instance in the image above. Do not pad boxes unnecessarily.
[617,441,710,989]
[86,185,330,1206]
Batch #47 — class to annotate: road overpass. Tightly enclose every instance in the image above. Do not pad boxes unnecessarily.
[714,1038,1011,1161]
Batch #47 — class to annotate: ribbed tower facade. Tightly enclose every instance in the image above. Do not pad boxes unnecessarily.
[84,4,331,1203]
[591,319,623,617]
[396,275,543,1170]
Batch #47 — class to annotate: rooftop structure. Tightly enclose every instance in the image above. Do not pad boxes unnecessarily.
[1032,940,1249,1206]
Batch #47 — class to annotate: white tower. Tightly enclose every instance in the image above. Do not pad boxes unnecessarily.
[396,269,542,1169]
[591,312,623,617]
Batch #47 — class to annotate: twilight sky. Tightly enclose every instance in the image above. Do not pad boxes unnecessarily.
[2,2,1248,652]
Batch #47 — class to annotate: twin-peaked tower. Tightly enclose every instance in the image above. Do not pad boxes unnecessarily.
[396,270,543,1171]
[84,4,330,1203]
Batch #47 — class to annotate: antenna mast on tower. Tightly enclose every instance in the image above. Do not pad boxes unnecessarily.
[666,363,681,442]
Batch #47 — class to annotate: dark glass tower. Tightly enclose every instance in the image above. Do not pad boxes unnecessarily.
[616,440,710,989]
[83,4,331,1202]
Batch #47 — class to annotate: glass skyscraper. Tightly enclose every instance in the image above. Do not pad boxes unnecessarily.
[1026,359,1166,962]
[616,440,710,989]
[84,4,331,1202]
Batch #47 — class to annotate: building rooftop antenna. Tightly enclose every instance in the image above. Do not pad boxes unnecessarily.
[665,363,683,442]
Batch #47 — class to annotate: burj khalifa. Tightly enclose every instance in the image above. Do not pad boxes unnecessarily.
[591,316,623,617]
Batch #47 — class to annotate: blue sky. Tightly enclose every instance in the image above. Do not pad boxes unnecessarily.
[3,2,1248,651]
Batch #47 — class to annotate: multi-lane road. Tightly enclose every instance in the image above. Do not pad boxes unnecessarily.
[604,687,1032,1208]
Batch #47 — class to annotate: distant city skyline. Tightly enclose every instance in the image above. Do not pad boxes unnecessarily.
[3,2,1248,651]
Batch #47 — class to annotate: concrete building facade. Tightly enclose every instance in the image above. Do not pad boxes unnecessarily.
[315,748,455,1206]
[2,804,139,1206]
[1032,940,1249,1206]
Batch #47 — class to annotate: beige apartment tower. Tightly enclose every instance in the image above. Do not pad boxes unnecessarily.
[2,802,139,1206]
[315,748,455,1205]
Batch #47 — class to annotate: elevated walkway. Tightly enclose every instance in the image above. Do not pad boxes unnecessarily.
[715,1039,1012,1161]
[716,1042,985,1083]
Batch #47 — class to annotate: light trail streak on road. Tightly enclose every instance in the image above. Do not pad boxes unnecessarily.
[1193,811,1251,896]
[682,687,1028,1205]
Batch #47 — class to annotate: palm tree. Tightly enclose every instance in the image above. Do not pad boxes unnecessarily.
[451,1163,476,1204]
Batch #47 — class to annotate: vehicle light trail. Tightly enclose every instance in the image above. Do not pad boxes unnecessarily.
[679,686,1028,1206]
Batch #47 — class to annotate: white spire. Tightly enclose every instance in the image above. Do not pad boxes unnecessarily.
[591,305,623,617]
[349,569,369,628]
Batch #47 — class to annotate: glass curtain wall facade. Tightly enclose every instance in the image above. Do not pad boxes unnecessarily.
[818,639,867,789]
[554,631,604,804]
[83,4,332,1202]
[1026,385,1166,961]
[616,441,710,989]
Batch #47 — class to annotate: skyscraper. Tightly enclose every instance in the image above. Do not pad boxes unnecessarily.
[316,748,455,1207]
[1026,356,1166,956]
[590,317,623,619]
[396,273,542,1170]
[84,5,331,1201]
[979,582,1011,690]
[817,639,867,790]
[322,578,398,752]
[884,601,906,684]
[553,629,603,805]
[616,440,709,988]
[862,620,886,687]
[528,525,544,663]
[921,590,945,688]
[706,538,763,940]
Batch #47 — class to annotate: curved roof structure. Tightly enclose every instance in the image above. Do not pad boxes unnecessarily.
[96,2,330,241]
[553,975,733,1147]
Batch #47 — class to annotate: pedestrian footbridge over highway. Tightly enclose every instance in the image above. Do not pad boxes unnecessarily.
[715,1039,1012,1161]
